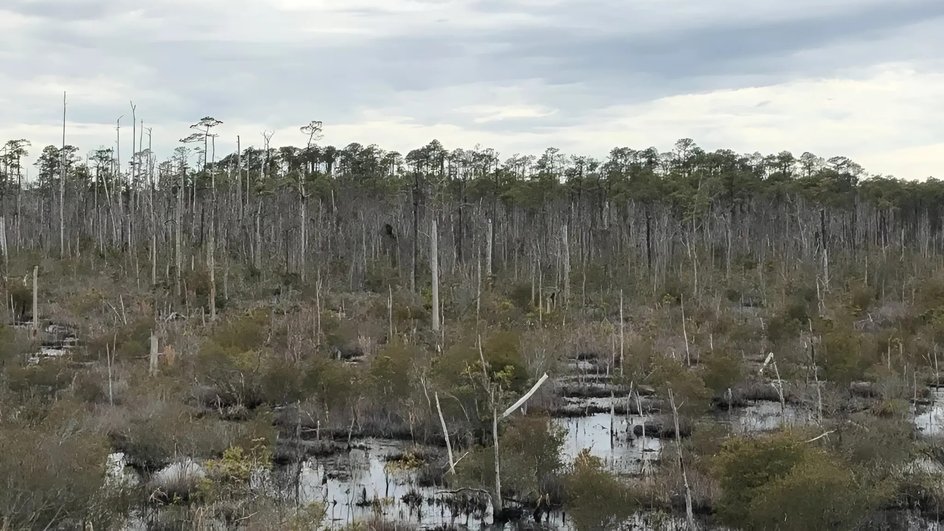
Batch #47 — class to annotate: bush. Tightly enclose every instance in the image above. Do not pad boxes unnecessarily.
[0,403,112,528]
[497,417,565,500]
[368,342,417,405]
[87,318,154,361]
[649,356,710,415]
[713,431,868,530]
[508,282,533,312]
[5,358,76,398]
[701,351,743,395]
[435,331,529,394]
[821,325,867,384]
[563,450,637,531]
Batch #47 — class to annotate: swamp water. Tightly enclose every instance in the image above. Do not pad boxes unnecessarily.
[103,392,944,530]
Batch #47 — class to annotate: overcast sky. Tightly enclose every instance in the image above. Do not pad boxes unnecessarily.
[1,0,942,178]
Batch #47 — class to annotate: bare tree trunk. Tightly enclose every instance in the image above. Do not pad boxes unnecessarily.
[619,289,625,376]
[175,165,183,297]
[253,203,262,271]
[387,285,394,340]
[411,173,419,293]
[431,219,440,332]
[59,91,66,258]
[562,223,570,305]
[31,265,38,336]
[492,403,502,514]
[208,216,216,321]
[148,129,157,287]
[435,393,456,475]
[486,218,493,279]
[149,333,159,377]
[669,389,696,530]
[0,217,7,275]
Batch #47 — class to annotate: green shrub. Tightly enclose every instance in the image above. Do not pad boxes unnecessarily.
[5,358,76,397]
[713,431,868,530]
[649,356,710,415]
[368,342,416,404]
[435,332,529,394]
[701,351,743,395]
[87,318,153,361]
[498,417,565,500]
[563,450,637,531]
[821,325,867,384]
[508,282,533,312]
[0,403,112,529]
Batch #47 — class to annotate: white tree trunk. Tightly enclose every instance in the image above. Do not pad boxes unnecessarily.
[31,265,38,335]
[60,92,66,258]
[486,218,493,279]
[562,223,570,305]
[149,333,159,377]
[435,393,456,475]
[492,403,502,513]
[669,389,696,530]
[208,217,216,321]
[431,219,440,332]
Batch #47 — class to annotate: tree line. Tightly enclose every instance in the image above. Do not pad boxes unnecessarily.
[1,117,942,307]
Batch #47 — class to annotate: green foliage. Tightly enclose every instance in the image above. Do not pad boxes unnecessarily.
[112,398,274,469]
[507,282,533,312]
[821,323,868,384]
[211,310,269,351]
[364,260,399,293]
[303,357,360,412]
[0,325,28,367]
[0,402,114,529]
[5,358,76,398]
[285,501,327,530]
[497,417,565,499]
[847,280,875,317]
[368,342,417,403]
[7,280,32,322]
[563,450,638,531]
[193,311,304,407]
[713,431,868,530]
[701,351,744,395]
[87,318,153,361]
[435,331,528,394]
[200,439,273,503]
[183,265,227,312]
[766,287,816,343]
[649,356,710,415]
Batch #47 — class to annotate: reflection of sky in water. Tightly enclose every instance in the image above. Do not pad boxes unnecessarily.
[290,440,491,530]
[715,401,808,433]
[915,389,944,436]
[553,413,662,475]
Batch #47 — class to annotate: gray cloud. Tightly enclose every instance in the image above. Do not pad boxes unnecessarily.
[1,0,942,177]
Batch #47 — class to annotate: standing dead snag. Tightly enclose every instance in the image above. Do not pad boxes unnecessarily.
[431,219,440,332]
[476,335,549,519]
[59,91,66,258]
[759,352,787,418]
[149,333,159,377]
[435,393,456,475]
[562,223,570,306]
[31,266,38,337]
[208,216,216,321]
[619,289,625,376]
[486,218,493,280]
[669,388,696,530]
[299,121,323,282]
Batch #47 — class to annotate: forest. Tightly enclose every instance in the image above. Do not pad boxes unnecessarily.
[2,117,944,530]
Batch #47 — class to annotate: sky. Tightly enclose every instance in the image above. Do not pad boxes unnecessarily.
[1,0,942,179]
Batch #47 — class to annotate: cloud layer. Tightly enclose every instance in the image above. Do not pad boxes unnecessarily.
[1,0,941,178]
